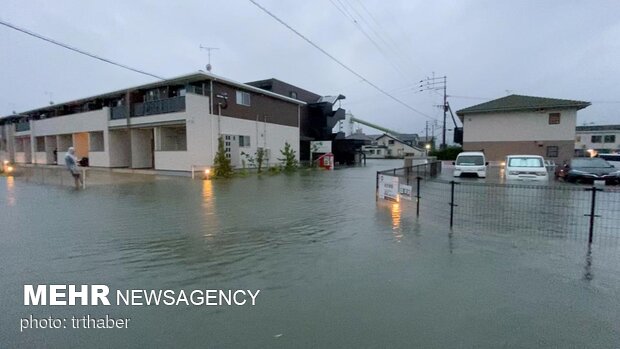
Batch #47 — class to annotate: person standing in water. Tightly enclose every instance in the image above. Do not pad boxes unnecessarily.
[64,147,82,189]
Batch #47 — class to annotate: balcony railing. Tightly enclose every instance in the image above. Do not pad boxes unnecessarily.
[131,96,186,118]
[15,122,30,132]
[110,105,127,120]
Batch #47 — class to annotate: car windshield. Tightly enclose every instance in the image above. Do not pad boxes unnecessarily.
[456,155,484,166]
[571,158,612,168]
[508,157,543,167]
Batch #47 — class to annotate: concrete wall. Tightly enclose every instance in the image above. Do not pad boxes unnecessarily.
[109,129,131,167]
[152,93,299,171]
[464,140,574,163]
[463,110,577,142]
[575,130,620,153]
[33,108,109,136]
[34,152,47,164]
[131,129,153,168]
[44,136,57,164]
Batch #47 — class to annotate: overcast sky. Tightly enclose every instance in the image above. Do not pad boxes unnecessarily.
[1,0,619,139]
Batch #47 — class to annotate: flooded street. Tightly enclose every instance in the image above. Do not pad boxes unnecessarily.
[2,160,620,348]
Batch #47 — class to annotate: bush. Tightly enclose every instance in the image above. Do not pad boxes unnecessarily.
[278,142,298,172]
[429,146,463,160]
[212,136,233,178]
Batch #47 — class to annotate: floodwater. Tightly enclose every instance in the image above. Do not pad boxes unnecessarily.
[1,160,620,348]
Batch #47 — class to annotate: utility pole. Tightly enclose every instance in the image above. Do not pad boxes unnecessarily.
[425,121,429,148]
[199,45,219,72]
[419,75,447,149]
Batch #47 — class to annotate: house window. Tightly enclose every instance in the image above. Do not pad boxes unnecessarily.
[377,149,382,155]
[388,140,395,145]
[548,113,561,124]
[36,137,45,152]
[239,135,250,147]
[89,131,105,152]
[236,91,251,106]
[591,135,602,143]
[157,126,187,151]
[546,146,559,158]
[604,135,616,143]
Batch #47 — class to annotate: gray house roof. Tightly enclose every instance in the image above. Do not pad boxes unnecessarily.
[456,94,590,117]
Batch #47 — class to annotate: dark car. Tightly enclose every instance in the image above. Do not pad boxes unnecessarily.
[555,158,620,184]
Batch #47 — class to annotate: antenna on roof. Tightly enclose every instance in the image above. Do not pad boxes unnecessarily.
[199,45,219,72]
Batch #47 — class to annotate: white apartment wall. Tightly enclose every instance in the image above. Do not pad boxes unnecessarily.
[131,129,153,168]
[108,129,131,167]
[575,130,620,151]
[33,108,109,136]
[153,93,300,171]
[463,110,577,142]
[34,152,46,164]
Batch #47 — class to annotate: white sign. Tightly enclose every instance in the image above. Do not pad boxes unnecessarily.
[310,141,332,154]
[378,175,399,201]
[399,184,413,201]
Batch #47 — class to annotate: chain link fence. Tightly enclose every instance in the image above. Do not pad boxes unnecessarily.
[377,163,620,245]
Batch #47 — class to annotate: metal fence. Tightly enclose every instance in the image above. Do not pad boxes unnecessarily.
[377,163,620,245]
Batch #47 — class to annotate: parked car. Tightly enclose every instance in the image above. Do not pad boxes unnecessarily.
[555,158,620,184]
[504,155,548,181]
[598,154,620,169]
[453,151,487,178]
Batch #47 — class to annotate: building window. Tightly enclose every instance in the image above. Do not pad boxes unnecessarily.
[377,149,382,155]
[604,135,616,143]
[236,91,251,106]
[591,135,602,143]
[369,149,375,154]
[575,135,581,142]
[36,137,45,152]
[157,126,187,151]
[289,91,297,99]
[548,113,561,124]
[239,135,250,147]
[388,140,395,145]
[89,131,105,152]
[546,146,559,158]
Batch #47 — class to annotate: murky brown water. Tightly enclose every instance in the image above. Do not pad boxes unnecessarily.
[1,160,619,348]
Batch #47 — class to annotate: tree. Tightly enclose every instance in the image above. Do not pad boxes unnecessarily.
[255,148,266,173]
[279,141,297,172]
[213,136,233,178]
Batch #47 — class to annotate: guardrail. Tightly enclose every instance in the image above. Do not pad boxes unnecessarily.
[132,96,186,117]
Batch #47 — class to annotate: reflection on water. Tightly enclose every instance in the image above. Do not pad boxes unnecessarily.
[5,175,15,206]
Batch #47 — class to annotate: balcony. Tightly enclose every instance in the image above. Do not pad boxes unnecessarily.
[15,122,30,132]
[111,105,127,120]
[131,96,186,118]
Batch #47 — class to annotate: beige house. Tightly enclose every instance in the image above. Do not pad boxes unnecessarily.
[456,95,590,163]
[362,133,425,159]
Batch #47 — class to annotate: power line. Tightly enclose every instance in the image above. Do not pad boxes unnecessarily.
[248,0,436,121]
[0,20,165,80]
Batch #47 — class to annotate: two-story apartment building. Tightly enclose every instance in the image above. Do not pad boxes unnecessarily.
[575,124,620,156]
[0,71,304,171]
[456,95,590,163]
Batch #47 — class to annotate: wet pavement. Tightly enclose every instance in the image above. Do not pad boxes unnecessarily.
[1,159,619,348]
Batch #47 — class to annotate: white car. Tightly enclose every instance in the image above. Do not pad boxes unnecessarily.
[453,151,487,178]
[504,155,548,181]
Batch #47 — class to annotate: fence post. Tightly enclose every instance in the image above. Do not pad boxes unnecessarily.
[584,186,602,244]
[416,176,422,217]
[375,171,379,201]
[82,168,86,189]
[449,180,459,228]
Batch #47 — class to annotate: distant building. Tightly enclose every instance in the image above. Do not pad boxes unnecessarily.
[362,133,424,159]
[0,71,303,171]
[575,124,620,156]
[456,94,590,163]
[246,78,346,162]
